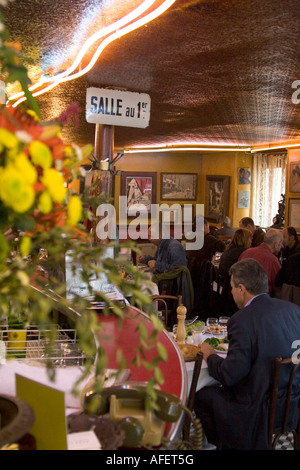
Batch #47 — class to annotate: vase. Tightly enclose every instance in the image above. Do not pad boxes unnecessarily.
[7,323,27,359]
[0,395,35,449]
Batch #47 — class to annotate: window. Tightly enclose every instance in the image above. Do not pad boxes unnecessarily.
[251,152,287,228]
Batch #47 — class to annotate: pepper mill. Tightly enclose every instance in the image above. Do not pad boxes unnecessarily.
[176,304,187,344]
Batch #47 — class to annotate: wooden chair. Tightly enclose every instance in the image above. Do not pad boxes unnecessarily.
[153,267,194,329]
[193,259,215,321]
[182,351,204,442]
[151,294,182,329]
[268,356,300,450]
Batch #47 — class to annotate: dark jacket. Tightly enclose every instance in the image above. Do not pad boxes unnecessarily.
[219,245,245,277]
[282,240,300,260]
[204,294,300,449]
[186,233,225,269]
[275,253,300,288]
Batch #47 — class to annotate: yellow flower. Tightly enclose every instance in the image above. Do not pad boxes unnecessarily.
[38,190,52,214]
[14,152,37,184]
[41,168,67,203]
[0,166,35,213]
[67,195,82,226]
[0,128,18,149]
[20,236,31,257]
[29,140,52,169]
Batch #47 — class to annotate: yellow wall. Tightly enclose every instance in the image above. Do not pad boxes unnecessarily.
[113,150,252,227]
[286,149,300,228]
[73,145,300,231]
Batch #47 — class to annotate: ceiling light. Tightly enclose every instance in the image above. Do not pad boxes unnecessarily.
[251,143,300,152]
[8,0,176,106]
[124,145,251,153]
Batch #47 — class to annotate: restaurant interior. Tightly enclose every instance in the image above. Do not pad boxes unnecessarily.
[0,0,299,453]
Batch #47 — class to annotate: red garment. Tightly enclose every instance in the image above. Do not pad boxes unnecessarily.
[238,243,281,296]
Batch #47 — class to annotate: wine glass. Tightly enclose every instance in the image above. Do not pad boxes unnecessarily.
[219,316,230,334]
[206,317,219,333]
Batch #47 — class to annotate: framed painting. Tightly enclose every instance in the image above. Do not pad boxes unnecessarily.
[289,162,300,193]
[205,175,230,221]
[160,173,197,201]
[238,167,251,185]
[288,198,300,231]
[121,171,157,214]
[238,190,250,208]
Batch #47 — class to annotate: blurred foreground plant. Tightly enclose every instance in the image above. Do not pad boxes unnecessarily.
[0,10,166,401]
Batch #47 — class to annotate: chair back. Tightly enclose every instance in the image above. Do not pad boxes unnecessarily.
[152,267,194,328]
[268,356,300,450]
[280,283,300,307]
[151,294,182,329]
[193,259,215,320]
[182,351,204,442]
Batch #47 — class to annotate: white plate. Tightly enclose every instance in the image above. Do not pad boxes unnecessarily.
[214,348,227,354]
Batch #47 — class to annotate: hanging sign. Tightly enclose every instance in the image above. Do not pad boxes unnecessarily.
[86,87,151,128]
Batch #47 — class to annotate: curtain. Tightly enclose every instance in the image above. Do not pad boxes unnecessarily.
[251,152,287,228]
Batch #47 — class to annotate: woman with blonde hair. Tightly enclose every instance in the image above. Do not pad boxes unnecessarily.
[219,228,252,277]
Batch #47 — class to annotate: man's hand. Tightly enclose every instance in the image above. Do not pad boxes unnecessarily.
[199,341,216,361]
[136,254,144,264]
[147,259,156,270]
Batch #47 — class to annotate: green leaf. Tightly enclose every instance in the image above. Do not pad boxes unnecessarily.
[157,342,168,362]
[154,367,164,385]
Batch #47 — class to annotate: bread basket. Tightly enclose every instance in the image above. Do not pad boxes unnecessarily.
[177,343,201,361]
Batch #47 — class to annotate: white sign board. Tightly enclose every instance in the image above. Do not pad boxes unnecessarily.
[86,87,151,128]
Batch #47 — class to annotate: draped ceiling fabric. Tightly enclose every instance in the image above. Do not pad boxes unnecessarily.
[1,0,300,150]
[251,152,287,228]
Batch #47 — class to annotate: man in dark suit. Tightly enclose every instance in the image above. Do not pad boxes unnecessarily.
[194,258,300,450]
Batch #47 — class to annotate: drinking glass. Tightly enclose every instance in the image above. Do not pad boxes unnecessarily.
[219,316,230,334]
[206,317,219,333]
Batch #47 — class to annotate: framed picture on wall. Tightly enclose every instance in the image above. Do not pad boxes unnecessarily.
[289,162,300,192]
[238,190,250,208]
[121,171,157,214]
[288,198,300,231]
[238,167,251,184]
[205,175,230,221]
[160,173,197,200]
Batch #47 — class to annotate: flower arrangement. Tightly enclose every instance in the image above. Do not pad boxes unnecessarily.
[0,8,166,403]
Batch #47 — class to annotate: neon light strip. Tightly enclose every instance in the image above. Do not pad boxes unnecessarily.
[10,0,157,100]
[251,143,300,152]
[124,146,252,153]
[129,141,250,148]
[8,0,175,106]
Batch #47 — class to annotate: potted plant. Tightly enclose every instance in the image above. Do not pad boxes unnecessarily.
[0,8,165,434]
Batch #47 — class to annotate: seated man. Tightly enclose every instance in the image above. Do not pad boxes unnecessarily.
[215,215,235,237]
[186,218,225,269]
[275,252,300,288]
[238,229,282,296]
[239,217,264,247]
[136,225,186,273]
[282,226,300,260]
[194,258,300,450]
